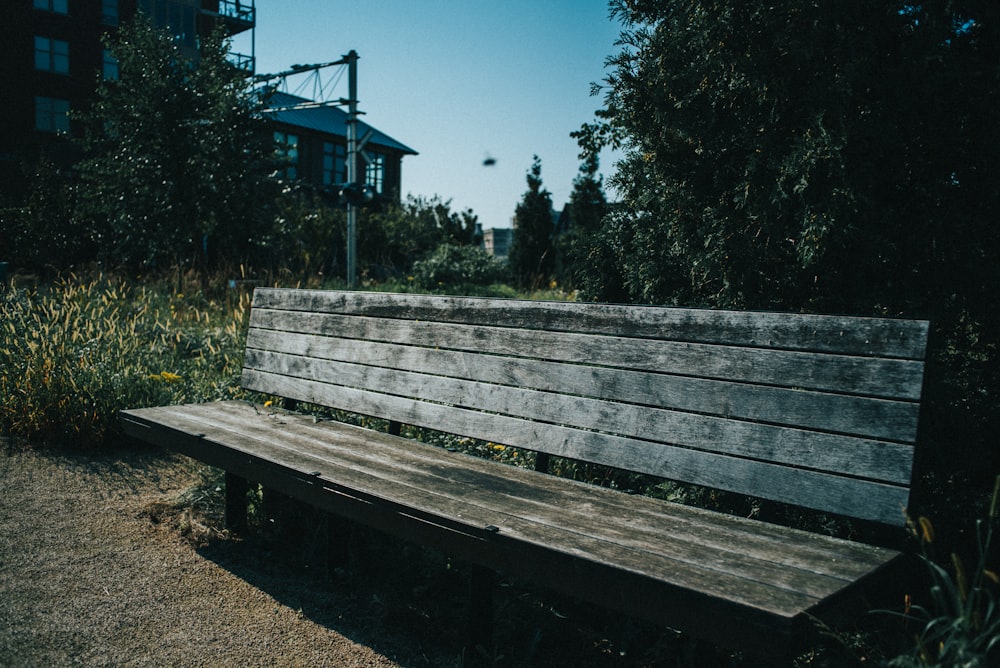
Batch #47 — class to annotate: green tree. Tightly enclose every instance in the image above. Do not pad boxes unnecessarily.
[508,156,555,288]
[357,195,479,279]
[556,153,608,291]
[75,17,276,272]
[578,1,1000,493]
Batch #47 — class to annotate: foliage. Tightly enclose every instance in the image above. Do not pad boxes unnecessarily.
[0,276,249,448]
[410,243,507,291]
[74,17,277,273]
[884,478,1000,667]
[3,159,93,272]
[578,0,1000,482]
[555,153,608,291]
[507,156,555,289]
[266,185,347,278]
[358,195,482,280]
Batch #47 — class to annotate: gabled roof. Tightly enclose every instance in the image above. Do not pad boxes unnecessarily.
[261,90,417,155]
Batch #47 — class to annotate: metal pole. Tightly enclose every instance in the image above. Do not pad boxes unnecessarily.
[345,50,358,289]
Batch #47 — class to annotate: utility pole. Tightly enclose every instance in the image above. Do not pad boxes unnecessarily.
[345,50,359,290]
[257,51,365,289]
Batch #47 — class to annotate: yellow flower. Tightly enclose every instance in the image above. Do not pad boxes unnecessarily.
[263,400,273,408]
[155,371,182,383]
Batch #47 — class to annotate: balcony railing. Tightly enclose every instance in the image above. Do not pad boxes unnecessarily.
[216,0,254,24]
[228,51,255,75]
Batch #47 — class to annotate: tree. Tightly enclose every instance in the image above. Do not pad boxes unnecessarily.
[75,17,277,272]
[508,156,555,288]
[556,153,608,291]
[578,1,1000,493]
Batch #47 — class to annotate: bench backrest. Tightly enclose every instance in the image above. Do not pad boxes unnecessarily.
[242,288,929,527]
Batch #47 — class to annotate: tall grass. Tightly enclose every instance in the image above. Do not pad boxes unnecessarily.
[0,276,249,448]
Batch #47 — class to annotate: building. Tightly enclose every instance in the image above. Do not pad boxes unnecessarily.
[263,91,417,200]
[483,227,513,262]
[0,1,255,196]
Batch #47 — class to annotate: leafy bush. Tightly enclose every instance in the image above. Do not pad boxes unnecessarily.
[0,276,249,448]
[411,243,507,290]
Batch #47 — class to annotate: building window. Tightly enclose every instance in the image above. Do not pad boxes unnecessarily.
[274,131,298,180]
[366,153,385,194]
[34,0,69,14]
[36,97,70,134]
[103,49,119,80]
[323,142,346,186]
[102,0,119,25]
[35,37,70,75]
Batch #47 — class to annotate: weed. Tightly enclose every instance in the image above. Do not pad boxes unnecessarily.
[882,475,1000,667]
[0,275,250,448]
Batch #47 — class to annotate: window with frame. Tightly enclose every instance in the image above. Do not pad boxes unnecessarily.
[365,153,385,194]
[36,97,70,134]
[274,131,299,180]
[102,0,119,25]
[322,142,346,186]
[35,36,70,75]
[34,0,69,14]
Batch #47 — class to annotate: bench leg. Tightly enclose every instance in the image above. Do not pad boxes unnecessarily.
[224,472,249,534]
[468,563,495,650]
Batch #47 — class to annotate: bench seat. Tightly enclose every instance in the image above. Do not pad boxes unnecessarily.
[122,399,905,654]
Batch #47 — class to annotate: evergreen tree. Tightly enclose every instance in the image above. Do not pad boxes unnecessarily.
[557,153,608,292]
[508,156,555,288]
[75,17,276,272]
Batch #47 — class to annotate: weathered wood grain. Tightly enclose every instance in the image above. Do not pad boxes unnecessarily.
[120,401,903,618]
[241,369,910,524]
[251,288,929,360]
[245,328,920,440]
[121,288,930,655]
[248,309,925,399]
[242,347,915,481]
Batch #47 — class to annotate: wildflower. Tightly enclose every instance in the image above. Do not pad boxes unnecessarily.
[492,444,506,451]
[263,400,273,408]
[159,371,182,383]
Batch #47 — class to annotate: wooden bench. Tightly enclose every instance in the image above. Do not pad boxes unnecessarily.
[120,288,929,657]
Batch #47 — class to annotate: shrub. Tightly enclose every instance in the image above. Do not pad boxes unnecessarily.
[0,276,249,448]
[411,243,507,290]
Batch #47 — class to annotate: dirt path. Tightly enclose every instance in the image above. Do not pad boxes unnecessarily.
[1,443,809,667]
[0,445,422,667]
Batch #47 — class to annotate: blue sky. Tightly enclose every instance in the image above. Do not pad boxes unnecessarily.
[230,1,623,231]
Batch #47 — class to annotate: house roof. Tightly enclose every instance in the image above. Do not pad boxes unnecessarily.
[262,91,417,156]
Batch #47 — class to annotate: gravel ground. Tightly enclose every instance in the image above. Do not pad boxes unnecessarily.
[0,444,414,667]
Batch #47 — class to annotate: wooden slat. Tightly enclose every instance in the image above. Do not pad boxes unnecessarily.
[241,369,911,524]
[251,288,930,360]
[170,401,899,576]
[245,329,921,445]
[243,347,916,482]
[120,402,903,616]
[248,309,926,400]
